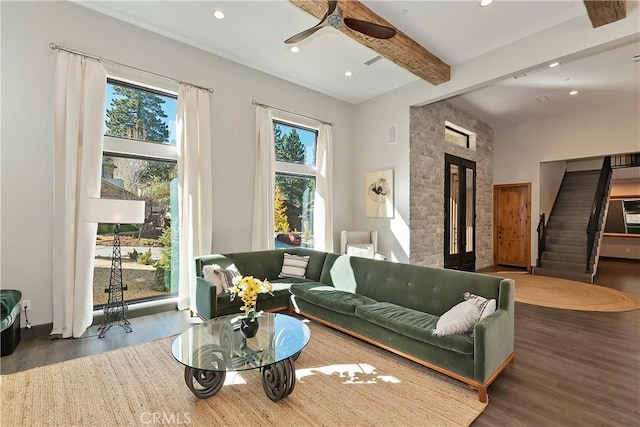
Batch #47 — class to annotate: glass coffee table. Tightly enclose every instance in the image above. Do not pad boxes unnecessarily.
[172,313,310,402]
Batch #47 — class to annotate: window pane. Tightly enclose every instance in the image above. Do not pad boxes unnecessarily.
[94,155,178,307]
[445,126,469,148]
[105,80,177,146]
[274,174,315,248]
[449,165,459,255]
[274,121,317,166]
[465,168,474,252]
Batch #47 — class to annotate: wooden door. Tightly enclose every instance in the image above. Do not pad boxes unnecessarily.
[493,183,531,270]
[444,154,476,271]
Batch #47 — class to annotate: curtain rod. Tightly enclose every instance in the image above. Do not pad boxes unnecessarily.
[252,100,334,127]
[49,42,214,93]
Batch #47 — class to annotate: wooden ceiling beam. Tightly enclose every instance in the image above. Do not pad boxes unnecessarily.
[583,0,627,28]
[289,0,450,85]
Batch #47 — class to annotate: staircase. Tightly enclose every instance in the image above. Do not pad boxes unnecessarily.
[533,170,610,283]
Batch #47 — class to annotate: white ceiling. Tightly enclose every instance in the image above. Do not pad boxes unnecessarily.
[75,0,639,126]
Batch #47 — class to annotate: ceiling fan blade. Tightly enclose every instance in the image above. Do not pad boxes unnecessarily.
[284,25,326,44]
[343,18,396,39]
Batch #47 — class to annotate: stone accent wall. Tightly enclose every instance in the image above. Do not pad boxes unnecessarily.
[409,101,494,269]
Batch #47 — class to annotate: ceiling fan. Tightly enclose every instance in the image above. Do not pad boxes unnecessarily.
[285,0,396,45]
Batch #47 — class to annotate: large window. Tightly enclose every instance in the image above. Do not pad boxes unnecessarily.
[273,120,318,248]
[93,79,178,308]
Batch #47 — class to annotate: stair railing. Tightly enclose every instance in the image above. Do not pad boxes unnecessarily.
[536,213,546,267]
[585,156,612,272]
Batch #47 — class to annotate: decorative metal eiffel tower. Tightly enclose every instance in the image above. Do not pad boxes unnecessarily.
[98,224,132,338]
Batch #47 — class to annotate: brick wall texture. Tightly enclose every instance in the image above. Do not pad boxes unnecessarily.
[409,101,494,269]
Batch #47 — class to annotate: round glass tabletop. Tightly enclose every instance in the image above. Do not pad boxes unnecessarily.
[171,313,310,372]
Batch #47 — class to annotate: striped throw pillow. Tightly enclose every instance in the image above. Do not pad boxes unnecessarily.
[278,253,310,279]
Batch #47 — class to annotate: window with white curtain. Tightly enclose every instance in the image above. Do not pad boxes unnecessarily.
[93,78,179,308]
[273,118,318,249]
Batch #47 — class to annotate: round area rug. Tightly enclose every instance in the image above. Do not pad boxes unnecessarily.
[491,271,640,312]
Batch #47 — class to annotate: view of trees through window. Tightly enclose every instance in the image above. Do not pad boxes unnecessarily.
[94,80,178,308]
[273,121,317,248]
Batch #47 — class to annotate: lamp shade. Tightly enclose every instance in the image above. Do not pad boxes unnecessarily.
[85,198,145,224]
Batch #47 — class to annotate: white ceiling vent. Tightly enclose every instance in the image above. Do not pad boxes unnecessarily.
[365,55,383,66]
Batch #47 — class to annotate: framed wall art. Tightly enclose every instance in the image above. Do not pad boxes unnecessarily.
[366,169,394,218]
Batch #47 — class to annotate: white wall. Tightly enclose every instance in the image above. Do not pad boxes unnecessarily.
[601,236,640,260]
[494,98,640,267]
[539,160,566,222]
[566,157,604,172]
[0,1,354,327]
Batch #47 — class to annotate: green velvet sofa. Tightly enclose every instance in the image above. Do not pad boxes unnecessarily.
[194,248,515,402]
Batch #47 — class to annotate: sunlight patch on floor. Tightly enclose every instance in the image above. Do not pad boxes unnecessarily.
[297,363,401,385]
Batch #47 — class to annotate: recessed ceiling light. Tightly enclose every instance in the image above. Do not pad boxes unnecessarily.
[479,0,494,6]
[345,71,353,77]
[213,10,225,19]
[290,46,300,53]
[401,9,409,15]
[548,62,560,68]
[569,90,579,96]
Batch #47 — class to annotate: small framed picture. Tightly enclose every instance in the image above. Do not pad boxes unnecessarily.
[366,169,394,218]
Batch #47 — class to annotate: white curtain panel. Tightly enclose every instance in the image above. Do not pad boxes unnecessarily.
[52,52,106,338]
[314,124,334,252]
[177,85,214,311]
[251,106,275,250]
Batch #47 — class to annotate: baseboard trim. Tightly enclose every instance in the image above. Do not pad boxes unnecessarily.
[24,298,179,336]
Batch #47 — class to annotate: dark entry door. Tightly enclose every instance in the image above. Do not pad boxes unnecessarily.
[444,154,476,271]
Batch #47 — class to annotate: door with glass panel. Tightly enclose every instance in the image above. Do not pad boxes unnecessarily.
[444,154,476,271]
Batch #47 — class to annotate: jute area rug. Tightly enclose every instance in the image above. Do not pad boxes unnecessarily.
[490,271,640,312]
[0,321,486,427]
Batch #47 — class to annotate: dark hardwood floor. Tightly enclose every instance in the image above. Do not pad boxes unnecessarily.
[1,259,638,426]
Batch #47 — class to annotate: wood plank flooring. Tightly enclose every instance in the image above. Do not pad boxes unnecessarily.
[1,259,638,426]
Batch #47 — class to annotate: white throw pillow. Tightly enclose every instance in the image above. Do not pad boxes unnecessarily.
[464,292,497,320]
[433,299,482,337]
[202,264,241,294]
[278,253,310,279]
[346,243,375,259]
[329,255,358,293]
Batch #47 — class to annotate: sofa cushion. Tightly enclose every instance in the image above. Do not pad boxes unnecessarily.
[290,283,377,315]
[355,302,473,355]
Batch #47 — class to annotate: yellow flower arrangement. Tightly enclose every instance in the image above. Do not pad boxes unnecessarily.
[229,276,273,319]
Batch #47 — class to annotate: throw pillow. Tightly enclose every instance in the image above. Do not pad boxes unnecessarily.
[278,253,310,279]
[433,299,482,337]
[463,292,497,320]
[329,255,358,293]
[202,264,241,294]
[346,243,375,259]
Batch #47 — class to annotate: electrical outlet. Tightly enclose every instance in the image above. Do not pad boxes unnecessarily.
[22,300,31,311]
[626,248,631,253]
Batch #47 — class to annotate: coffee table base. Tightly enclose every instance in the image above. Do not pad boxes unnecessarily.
[261,357,296,402]
[183,356,298,402]
[184,367,226,398]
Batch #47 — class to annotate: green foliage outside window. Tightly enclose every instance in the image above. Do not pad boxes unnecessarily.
[106,86,170,143]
